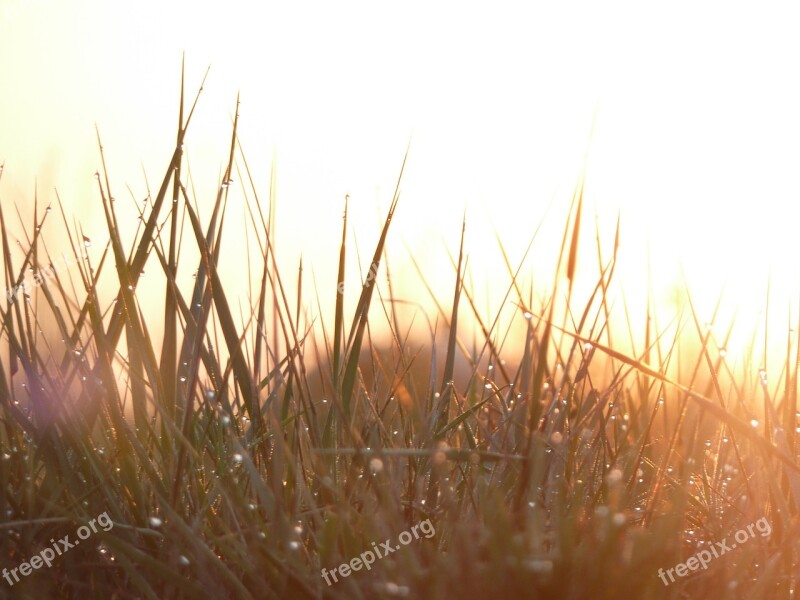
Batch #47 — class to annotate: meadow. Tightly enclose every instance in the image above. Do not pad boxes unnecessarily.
[0,76,797,600]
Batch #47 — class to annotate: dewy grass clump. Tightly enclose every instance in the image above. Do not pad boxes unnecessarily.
[0,70,797,600]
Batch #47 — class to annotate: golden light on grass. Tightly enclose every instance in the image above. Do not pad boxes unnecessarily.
[3,1,798,358]
[1,1,800,598]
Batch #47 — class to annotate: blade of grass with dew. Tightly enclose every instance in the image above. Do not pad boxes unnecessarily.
[340,147,408,422]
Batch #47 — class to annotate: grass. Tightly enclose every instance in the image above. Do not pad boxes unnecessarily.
[0,72,798,600]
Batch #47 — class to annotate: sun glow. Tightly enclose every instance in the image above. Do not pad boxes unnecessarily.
[1,0,799,372]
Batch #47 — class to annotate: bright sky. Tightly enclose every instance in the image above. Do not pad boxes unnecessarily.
[1,0,800,368]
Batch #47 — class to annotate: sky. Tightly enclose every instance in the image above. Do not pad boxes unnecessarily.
[1,0,800,367]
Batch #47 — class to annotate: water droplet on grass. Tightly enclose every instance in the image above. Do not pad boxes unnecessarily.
[524,559,553,574]
[606,468,623,484]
